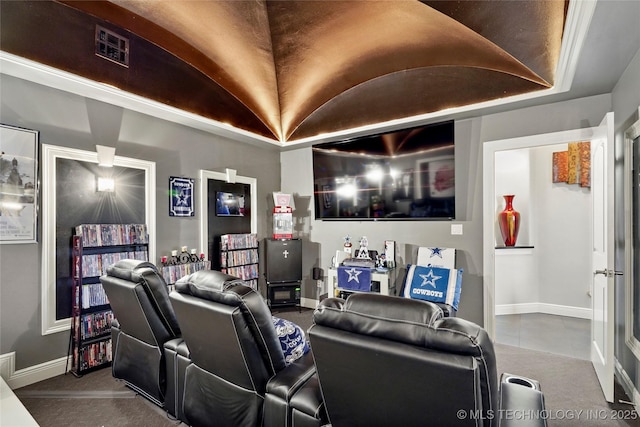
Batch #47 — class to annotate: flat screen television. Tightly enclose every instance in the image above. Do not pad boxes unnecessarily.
[312,121,455,220]
[215,191,245,216]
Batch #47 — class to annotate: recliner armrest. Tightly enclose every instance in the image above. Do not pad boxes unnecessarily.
[266,351,316,400]
[498,373,547,427]
[164,338,190,423]
[290,374,328,427]
[264,351,316,427]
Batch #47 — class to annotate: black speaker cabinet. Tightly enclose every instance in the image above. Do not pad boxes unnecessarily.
[265,238,302,283]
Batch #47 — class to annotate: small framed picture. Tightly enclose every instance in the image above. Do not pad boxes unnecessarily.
[0,124,39,243]
[169,176,195,217]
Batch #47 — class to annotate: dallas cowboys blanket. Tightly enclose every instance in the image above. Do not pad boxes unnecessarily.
[337,265,372,291]
[402,264,463,310]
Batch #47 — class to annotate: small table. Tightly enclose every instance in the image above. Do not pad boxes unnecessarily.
[327,267,398,298]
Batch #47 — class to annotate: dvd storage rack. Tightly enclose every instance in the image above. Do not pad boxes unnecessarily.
[220,233,259,290]
[68,224,149,377]
[162,260,211,289]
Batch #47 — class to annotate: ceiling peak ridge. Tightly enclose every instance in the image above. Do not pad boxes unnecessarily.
[263,0,286,143]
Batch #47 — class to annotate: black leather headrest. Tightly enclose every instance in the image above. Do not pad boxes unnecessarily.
[174,269,287,372]
[313,294,442,347]
[104,259,181,336]
[344,293,443,324]
[313,293,492,358]
[175,269,249,306]
[106,259,159,282]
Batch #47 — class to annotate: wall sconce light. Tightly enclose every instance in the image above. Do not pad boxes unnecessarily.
[96,176,115,193]
[96,144,116,167]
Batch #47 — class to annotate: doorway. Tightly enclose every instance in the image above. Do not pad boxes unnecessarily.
[483,125,598,348]
[492,144,592,359]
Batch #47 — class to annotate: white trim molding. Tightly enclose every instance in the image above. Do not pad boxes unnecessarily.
[624,110,640,359]
[198,169,257,263]
[495,303,592,320]
[615,358,640,413]
[0,352,69,390]
[41,144,156,335]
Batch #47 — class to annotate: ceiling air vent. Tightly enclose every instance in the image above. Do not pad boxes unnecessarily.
[95,25,129,67]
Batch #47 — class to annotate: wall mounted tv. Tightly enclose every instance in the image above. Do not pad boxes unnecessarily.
[215,191,245,216]
[312,121,455,220]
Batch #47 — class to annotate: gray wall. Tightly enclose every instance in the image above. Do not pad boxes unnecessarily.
[281,93,612,326]
[0,74,282,369]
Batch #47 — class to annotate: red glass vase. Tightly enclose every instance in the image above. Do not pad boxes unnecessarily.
[498,195,520,247]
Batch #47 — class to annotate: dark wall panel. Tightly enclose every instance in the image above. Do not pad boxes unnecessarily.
[55,158,145,320]
[207,179,251,270]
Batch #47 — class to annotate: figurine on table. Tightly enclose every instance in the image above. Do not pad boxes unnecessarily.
[343,235,353,255]
[355,236,370,259]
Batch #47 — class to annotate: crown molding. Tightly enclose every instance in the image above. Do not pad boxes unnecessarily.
[0,0,594,147]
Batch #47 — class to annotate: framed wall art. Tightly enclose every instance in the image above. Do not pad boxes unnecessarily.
[0,124,39,243]
[169,176,195,216]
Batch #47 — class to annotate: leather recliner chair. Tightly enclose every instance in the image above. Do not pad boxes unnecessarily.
[308,293,547,427]
[100,259,186,418]
[169,269,322,427]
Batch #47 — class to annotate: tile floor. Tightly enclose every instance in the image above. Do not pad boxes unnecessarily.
[495,313,591,360]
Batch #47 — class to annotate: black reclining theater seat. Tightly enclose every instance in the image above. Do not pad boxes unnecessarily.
[99,259,186,418]
[169,270,320,427]
[307,293,547,427]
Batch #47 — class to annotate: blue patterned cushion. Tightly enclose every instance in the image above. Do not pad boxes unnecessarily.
[272,316,310,364]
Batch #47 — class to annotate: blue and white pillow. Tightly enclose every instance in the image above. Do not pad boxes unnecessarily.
[402,264,463,310]
[272,316,310,364]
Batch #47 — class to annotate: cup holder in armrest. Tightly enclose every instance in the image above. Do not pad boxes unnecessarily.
[501,373,541,391]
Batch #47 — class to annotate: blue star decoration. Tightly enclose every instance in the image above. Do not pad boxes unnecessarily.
[429,247,443,258]
[345,268,362,283]
[175,189,190,206]
[419,269,442,288]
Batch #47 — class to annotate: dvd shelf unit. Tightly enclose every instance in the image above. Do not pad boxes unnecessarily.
[161,260,211,289]
[68,224,149,376]
[220,233,259,290]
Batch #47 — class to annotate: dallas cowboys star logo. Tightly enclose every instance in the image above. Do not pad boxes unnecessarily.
[175,189,190,206]
[419,269,442,288]
[345,268,362,283]
[429,247,443,258]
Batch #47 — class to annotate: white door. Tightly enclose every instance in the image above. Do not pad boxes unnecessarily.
[591,112,616,403]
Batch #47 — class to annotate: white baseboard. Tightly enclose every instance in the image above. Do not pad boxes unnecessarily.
[0,352,71,390]
[495,302,592,319]
[615,358,640,412]
[300,297,317,309]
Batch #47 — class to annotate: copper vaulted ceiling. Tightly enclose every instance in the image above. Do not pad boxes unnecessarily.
[2,1,568,144]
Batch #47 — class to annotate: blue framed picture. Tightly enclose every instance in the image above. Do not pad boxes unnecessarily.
[169,176,194,217]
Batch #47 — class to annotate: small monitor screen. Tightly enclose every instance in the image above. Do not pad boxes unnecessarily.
[215,192,245,216]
